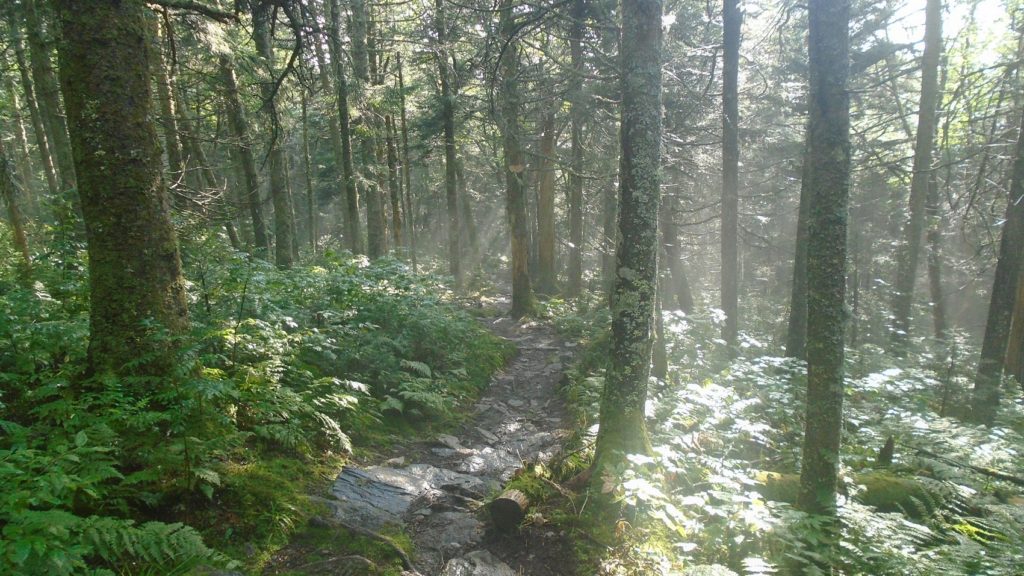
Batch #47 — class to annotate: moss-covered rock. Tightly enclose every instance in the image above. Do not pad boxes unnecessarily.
[752,470,946,519]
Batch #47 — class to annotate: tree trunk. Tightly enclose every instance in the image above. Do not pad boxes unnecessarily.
[150,13,185,194]
[891,0,943,350]
[435,0,461,285]
[536,107,557,296]
[9,21,60,203]
[593,0,662,472]
[219,56,269,254]
[721,0,741,352]
[972,110,1024,426]
[55,0,189,376]
[386,115,403,248]
[796,0,851,531]
[251,2,295,269]
[498,0,534,317]
[302,91,317,253]
[327,0,363,254]
[601,177,618,304]
[1005,273,1024,386]
[22,0,76,195]
[926,171,948,341]
[0,137,31,280]
[785,148,812,359]
[457,155,479,263]
[5,78,38,216]
[566,0,586,298]
[661,191,695,313]
[397,52,416,270]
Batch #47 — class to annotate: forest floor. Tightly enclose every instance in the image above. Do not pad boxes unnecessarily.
[263,297,580,576]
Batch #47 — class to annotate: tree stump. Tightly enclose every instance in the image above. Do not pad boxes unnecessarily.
[489,489,529,531]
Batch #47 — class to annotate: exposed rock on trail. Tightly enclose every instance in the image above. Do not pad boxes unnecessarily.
[322,312,577,575]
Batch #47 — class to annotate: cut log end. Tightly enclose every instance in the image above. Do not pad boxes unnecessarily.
[490,489,529,532]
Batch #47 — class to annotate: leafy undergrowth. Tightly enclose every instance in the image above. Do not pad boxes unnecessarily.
[539,297,1024,575]
[0,231,509,575]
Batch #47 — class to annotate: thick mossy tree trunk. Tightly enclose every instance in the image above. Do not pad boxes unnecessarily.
[55,0,189,376]
[890,0,943,350]
[435,0,461,286]
[796,0,851,529]
[972,111,1024,426]
[721,0,741,353]
[220,56,269,254]
[592,0,663,472]
[566,0,586,298]
[498,0,535,317]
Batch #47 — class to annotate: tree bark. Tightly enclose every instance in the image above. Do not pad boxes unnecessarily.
[55,0,189,377]
[386,114,403,248]
[1005,273,1024,386]
[150,13,185,194]
[9,18,60,204]
[661,191,695,313]
[302,91,317,253]
[593,0,662,472]
[498,0,535,317]
[891,0,943,350]
[22,0,76,194]
[926,171,948,341]
[785,148,811,359]
[536,107,557,296]
[219,56,269,254]
[251,1,295,269]
[327,0,363,254]
[972,110,1024,426]
[0,136,31,279]
[721,0,741,352]
[566,0,586,298]
[601,177,618,304]
[796,0,851,530]
[435,0,461,285]
[4,78,38,216]
[397,51,416,270]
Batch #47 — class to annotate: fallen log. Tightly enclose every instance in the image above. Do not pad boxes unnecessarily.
[490,489,529,531]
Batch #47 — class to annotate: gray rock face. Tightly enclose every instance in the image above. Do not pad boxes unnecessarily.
[440,550,517,576]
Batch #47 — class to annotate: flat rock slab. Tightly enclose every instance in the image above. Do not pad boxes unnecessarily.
[440,551,516,576]
[330,465,491,531]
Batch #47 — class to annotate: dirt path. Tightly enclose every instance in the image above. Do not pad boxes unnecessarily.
[274,307,578,575]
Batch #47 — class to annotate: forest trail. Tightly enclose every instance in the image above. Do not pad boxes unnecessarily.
[269,301,579,575]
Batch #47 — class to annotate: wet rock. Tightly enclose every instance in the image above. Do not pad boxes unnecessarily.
[437,434,464,450]
[440,550,516,576]
[330,467,426,530]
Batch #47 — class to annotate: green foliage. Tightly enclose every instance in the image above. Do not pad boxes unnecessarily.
[550,304,1024,575]
[0,237,507,573]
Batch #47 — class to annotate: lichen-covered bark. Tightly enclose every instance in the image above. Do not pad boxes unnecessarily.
[55,0,189,376]
[566,0,586,298]
[593,0,663,470]
[891,0,943,349]
[327,0,363,254]
[220,56,269,254]
[497,0,535,318]
[796,0,851,524]
[721,0,741,352]
[972,110,1024,426]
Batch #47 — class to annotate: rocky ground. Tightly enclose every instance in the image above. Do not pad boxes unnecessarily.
[267,307,580,575]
